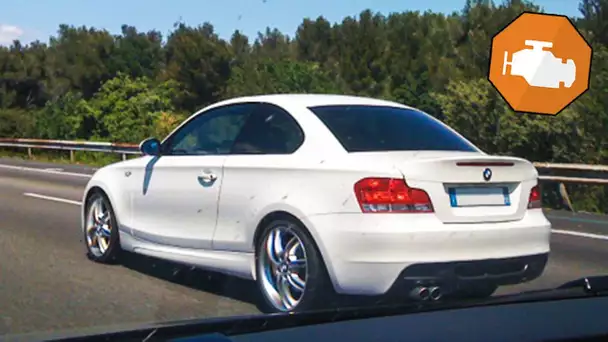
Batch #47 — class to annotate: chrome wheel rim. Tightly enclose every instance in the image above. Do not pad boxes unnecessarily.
[86,196,112,257]
[258,224,308,312]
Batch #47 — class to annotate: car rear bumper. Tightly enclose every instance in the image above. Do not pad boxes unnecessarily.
[383,253,548,298]
[303,209,551,296]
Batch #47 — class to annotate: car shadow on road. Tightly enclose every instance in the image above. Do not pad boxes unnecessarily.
[118,251,260,307]
[116,251,409,310]
[116,251,401,311]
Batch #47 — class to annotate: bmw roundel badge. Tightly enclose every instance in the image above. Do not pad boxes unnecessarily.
[483,168,492,181]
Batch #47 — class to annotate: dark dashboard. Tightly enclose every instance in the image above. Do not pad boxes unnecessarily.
[195,296,608,342]
[9,289,608,342]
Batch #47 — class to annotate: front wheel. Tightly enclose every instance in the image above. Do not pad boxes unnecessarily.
[84,191,121,264]
[255,219,334,313]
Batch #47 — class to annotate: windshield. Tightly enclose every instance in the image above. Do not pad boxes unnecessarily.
[309,105,479,152]
[0,0,606,339]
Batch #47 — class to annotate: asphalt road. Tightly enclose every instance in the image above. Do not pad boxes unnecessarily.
[1,157,608,338]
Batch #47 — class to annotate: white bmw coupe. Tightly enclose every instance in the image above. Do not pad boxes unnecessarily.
[81,94,551,313]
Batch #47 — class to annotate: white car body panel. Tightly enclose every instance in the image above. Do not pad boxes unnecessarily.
[81,94,551,295]
[128,155,226,250]
[306,209,550,294]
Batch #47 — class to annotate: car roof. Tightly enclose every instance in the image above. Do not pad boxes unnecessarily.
[206,94,414,111]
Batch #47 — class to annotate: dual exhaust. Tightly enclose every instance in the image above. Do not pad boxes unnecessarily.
[409,286,442,301]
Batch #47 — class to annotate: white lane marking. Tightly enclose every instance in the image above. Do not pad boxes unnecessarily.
[44,168,64,172]
[552,229,608,241]
[23,192,82,206]
[16,191,608,242]
[0,163,92,178]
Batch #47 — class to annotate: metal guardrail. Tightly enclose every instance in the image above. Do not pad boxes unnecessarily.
[0,138,607,212]
[0,138,608,192]
[0,138,139,162]
[0,138,607,181]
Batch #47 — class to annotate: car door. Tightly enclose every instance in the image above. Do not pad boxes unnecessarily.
[213,102,306,252]
[129,103,255,250]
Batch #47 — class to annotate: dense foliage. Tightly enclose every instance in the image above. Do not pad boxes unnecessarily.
[1,0,607,211]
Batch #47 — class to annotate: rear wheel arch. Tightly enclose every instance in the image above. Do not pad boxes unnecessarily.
[254,211,311,250]
[253,211,332,273]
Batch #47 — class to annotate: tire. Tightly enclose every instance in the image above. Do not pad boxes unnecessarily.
[83,191,122,264]
[255,218,334,313]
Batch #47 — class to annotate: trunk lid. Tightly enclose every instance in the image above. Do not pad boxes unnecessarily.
[394,151,537,223]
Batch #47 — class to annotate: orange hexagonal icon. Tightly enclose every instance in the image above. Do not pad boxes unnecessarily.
[488,12,592,116]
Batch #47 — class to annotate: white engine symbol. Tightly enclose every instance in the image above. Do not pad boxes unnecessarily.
[502,40,576,89]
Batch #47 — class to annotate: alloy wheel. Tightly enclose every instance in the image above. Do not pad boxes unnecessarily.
[85,196,113,257]
[258,224,309,312]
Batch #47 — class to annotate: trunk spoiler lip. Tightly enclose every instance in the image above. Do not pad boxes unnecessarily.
[394,155,534,167]
[390,155,539,182]
[456,161,515,167]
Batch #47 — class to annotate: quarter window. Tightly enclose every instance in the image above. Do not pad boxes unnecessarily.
[231,103,304,155]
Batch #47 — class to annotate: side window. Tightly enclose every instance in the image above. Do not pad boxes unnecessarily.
[162,104,254,156]
[231,103,304,155]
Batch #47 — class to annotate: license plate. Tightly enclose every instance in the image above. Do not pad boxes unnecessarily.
[448,186,510,207]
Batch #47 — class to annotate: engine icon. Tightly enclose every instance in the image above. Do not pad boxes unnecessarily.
[502,40,576,89]
[487,12,592,115]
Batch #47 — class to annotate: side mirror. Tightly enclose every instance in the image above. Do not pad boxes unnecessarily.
[139,137,161,156]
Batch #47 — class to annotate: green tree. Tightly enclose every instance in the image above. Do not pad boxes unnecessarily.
[225,59,344,97]
[89,74,180,143]
[0,0,607,212]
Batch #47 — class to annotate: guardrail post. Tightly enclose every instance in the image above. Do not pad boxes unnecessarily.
[559,183,575,212]
[27,148,32,159]
[70,150,75,163]
[122,153,127,161]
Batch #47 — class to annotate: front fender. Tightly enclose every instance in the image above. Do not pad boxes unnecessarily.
[80,167,131,235]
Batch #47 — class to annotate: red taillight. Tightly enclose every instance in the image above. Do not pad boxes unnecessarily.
[354,178,434,213]
[528,185,541,209]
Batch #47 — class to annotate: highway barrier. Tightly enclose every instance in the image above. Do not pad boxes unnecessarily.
[0,138,606,212]
[0,138,139,162]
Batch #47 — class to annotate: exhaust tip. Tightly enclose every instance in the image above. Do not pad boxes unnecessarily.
[429,286,442,301]
[420,287,430,300]
[410,286,430,301]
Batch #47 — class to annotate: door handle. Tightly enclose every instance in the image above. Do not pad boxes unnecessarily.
[198,172,218,183]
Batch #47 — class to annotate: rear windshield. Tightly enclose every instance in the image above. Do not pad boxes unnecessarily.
[308,105,479,153]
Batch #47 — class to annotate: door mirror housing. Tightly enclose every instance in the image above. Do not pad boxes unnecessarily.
[139,137,161,156]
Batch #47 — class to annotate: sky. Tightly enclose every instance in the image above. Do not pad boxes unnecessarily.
[0,0,581,46]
